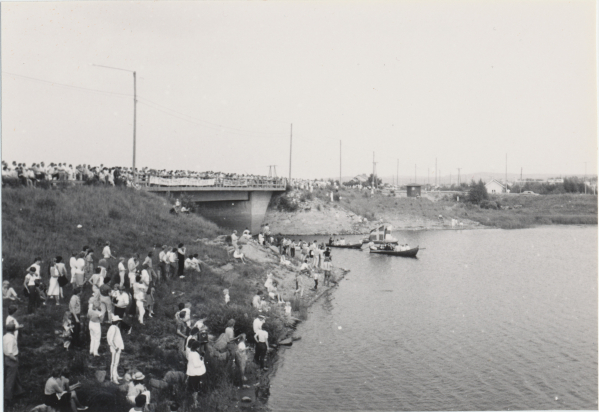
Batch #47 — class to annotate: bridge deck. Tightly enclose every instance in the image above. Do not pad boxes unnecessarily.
[145,185,285,192]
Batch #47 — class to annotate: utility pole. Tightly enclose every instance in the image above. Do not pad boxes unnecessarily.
[505,153,508,193]
[288,124,293,181]
[133,72,137,183]
[268,165,278,178]
[428,168,430,189]
[92,64,137,183]
[458,168,461,187]
[520,167,523,193]
[372,152,377,189]
[450,173,452,186]
[396,159,399,189]
[584,162,587,194]
[339,140,342,186]
[415,164,417,183]
[435,158,438,186]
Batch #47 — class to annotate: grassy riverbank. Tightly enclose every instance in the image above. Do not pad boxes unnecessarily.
[445,193,598,229]
[1,187,321,412]
[267,188,597,233]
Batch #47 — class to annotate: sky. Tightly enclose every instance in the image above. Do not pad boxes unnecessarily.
[1,1,597,180]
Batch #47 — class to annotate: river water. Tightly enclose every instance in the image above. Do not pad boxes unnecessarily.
[268,226,598,411]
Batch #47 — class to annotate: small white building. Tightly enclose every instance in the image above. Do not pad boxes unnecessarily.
[485,179,506,194]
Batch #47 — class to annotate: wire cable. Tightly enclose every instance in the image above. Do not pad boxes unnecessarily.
[2,71,132,98]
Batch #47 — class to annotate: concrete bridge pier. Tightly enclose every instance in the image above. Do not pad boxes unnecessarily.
[148,188,279,234]
[193,191,273,234]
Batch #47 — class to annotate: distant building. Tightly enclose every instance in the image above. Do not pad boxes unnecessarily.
[547,178,564,184]
[354,174,369,183]
[406,183,422,197]
[485,179,506,194]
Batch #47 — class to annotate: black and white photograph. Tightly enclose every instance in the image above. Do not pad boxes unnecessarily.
[1,1,597,411]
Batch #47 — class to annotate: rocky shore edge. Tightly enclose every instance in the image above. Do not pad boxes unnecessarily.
[202,237,351,410]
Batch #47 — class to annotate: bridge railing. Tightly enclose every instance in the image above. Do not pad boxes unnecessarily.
[140,176,287,190]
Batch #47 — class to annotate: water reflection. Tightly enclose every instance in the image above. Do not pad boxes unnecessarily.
[269,227,598,411]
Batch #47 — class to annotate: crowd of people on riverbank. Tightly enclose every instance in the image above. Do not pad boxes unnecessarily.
[4,228,334,411]
[1,161,286,189]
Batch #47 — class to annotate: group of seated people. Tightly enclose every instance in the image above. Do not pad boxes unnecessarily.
[370,243,411,251]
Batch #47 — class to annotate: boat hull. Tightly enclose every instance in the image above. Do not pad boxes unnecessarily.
[327,243,363,249]
[369,247,419,257]
[362,239,399,245]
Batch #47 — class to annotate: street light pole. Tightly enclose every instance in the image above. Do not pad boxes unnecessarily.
[92,64,137,184]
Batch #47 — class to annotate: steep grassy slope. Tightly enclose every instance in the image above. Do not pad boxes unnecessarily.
[1,187,290,412]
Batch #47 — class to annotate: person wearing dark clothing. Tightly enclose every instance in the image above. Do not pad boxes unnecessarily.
[176,243,186,278]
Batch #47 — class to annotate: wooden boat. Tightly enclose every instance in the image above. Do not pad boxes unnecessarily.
[327,242,363,249]
[362,225,398,244]
[369,246,419,257]
[362,238,398,245]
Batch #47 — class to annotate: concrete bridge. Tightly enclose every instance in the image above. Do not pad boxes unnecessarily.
[145,181,286,233]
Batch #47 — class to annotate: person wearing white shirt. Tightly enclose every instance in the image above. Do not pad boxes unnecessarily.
[253,315,265,334]
[158,245,168,280]
[24,266,42,314]
[140,267,150,287]
[69,253,78,284]
[132,276,147,325]
[107,316,125,384]
[167,248,178,278]
[28,258,42,277]
[4,323,24,401]
[5,305,23,343]
[186,340,206,406]
[102,242,116,260]
[127,256,139,286]
[254,328,269,370]
[252,292,263,309]
[88,300,103,357]
[118,257,127,287]
[73,252,86,287]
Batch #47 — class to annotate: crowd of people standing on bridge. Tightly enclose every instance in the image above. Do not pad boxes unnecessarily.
[2,160,286,188]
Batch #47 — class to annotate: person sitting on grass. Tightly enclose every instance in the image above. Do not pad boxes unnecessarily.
[60,310,75,351]
[43,368,88,411]
[300,259,311,276]
[3,281,18,301]
[280,255,291,266]
[185,254,202,273]
[252,291,263,309]
[127,371,151,407]
[223,288,230,305]
[267,281,284,304]
[233,245,247,264]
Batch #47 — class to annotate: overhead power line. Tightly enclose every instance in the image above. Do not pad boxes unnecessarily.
[4,71,289,139]
[3,71,132,98]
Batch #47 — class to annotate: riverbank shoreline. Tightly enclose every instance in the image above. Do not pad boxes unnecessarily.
[228,254,351,410]
[265,188,597,234]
